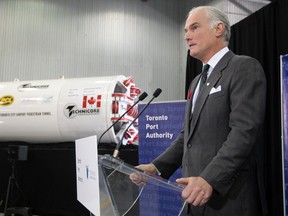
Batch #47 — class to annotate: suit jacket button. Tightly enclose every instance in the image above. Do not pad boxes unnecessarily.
[187,144,192,148]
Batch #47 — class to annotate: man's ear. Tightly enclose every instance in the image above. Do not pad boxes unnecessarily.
[214,22,225,38]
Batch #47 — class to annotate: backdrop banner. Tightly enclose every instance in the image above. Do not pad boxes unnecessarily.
[138,100,186,216]
[281,54,288,216]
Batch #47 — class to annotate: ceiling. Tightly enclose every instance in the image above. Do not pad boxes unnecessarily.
[226,0,271,25]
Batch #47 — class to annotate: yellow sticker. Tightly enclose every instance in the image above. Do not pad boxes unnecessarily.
[0,95,14,106]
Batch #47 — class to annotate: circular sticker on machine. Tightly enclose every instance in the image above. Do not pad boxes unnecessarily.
[64,103,78,119]
[0,95,14,106]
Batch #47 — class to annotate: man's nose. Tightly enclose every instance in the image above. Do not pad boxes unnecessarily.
[184,32,189,41]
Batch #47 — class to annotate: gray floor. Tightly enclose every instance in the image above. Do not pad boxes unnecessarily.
[0,213,39,216]
[0,211,39,216]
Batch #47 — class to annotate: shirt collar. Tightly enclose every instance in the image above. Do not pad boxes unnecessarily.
[205,47,229,73]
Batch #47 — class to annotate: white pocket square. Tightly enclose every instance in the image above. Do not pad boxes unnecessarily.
[210,85,221,94]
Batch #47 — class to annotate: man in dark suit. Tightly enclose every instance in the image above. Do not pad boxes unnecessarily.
[134,6,267,216]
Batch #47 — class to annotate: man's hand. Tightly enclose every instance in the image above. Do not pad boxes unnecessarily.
[176,176,213,206]
[135,163,158,175]
[129,163,158,186]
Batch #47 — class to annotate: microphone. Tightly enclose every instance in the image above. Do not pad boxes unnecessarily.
[98,91,148,145]
[113,88,162,158]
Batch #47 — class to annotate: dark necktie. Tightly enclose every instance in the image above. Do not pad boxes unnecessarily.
[190,64,210,128]
[189,64,210,126]
[199,64,210,90]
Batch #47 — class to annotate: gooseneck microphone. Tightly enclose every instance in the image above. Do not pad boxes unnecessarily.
[98,91,148,145]
[113,88,162,158]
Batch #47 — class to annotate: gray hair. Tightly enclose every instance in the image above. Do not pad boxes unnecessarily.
[188,6,231,44]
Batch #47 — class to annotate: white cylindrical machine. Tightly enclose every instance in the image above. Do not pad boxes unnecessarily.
[0,75,141,144]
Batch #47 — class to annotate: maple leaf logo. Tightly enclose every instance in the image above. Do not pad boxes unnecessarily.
[88,97,96,105]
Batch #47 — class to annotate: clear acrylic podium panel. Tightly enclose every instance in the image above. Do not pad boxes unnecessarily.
[98,154,184,216]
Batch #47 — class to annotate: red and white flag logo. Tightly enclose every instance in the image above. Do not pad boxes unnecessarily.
[82,95,102,108]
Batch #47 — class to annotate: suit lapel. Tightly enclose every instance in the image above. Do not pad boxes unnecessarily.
[185,75,201,133]
[188,51,234,139]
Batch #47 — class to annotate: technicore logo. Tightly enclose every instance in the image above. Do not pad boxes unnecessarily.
[63,103,100,119]
[18,83,49,91]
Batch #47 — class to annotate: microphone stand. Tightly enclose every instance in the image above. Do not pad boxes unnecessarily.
[113,88,162,158]
[98,92,148,145]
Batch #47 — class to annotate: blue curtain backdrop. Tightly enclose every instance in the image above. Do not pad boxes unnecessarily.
[281,54,288,216]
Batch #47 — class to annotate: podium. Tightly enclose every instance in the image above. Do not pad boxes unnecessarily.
[75,136,185,216]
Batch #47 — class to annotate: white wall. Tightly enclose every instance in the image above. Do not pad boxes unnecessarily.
[0,0,187,101]
[0,0,270,101]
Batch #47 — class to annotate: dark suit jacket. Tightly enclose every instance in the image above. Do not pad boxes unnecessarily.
[153,51,267,216]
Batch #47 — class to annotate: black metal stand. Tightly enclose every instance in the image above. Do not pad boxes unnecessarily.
[4,146,32,216]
